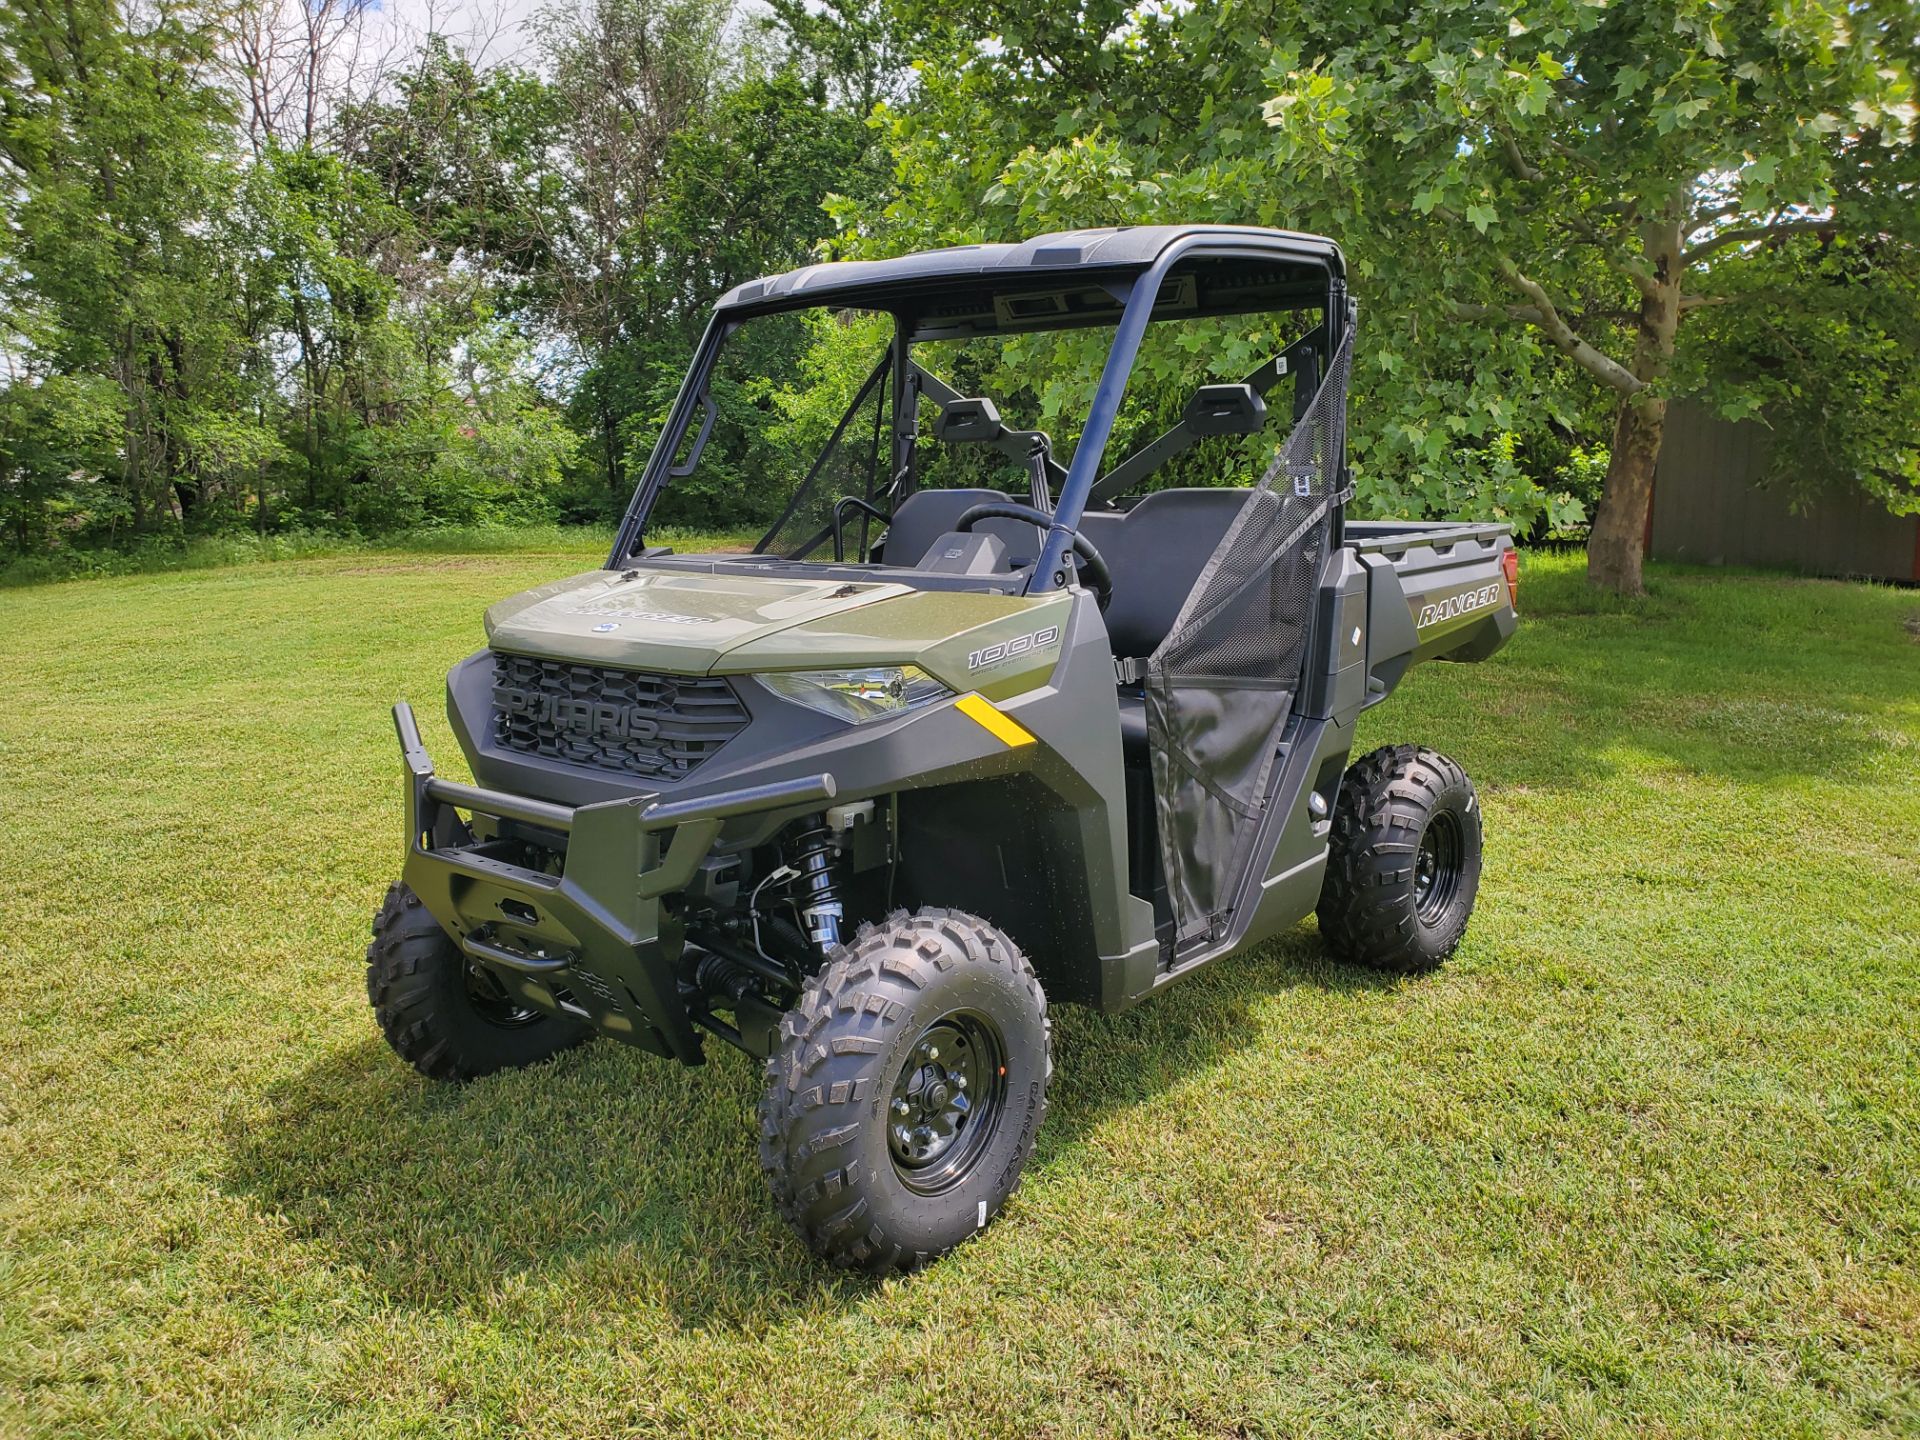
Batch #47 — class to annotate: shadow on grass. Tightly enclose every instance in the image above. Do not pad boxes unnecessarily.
[1040,929,1393,1146]
[220,927,1388,1329]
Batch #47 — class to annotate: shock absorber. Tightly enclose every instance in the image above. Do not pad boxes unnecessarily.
[786,817,844,954]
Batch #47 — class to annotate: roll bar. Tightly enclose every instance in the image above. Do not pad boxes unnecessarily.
[1026,238,1346,594]
[607,231,1347,576]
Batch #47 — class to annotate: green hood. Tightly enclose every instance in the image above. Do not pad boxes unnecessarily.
[485,569,913,673]
[484,564,1073,699]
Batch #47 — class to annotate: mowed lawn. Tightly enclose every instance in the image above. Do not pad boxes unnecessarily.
[1,545,1916,1439]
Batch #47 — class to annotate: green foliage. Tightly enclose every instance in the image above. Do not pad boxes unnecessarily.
[618,67,889,530]
[1254,0,1917,566]
[759,0,912,114]
[655,68,883,315]
[0,372,125,551]
[838,12,1610,534]
[842,0,1918,546]
[0,0,267,537]
[0,1,592,562]
[761,309,895,478]
[1677,236,1920,515]
[8,0,1912,570]
[0,0,879,565]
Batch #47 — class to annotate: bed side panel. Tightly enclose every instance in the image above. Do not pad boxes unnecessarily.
[1355,526,1516,704]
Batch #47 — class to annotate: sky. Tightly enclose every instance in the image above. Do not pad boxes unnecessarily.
[356,0,547,70]
[353,0,775,72]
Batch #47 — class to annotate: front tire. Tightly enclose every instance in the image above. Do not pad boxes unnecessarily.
[758,908,1051,1271]
[1317,745,1483,974]
[366,882,587,1081]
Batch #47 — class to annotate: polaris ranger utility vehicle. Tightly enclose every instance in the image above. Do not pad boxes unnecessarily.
[370,225,1517,1270]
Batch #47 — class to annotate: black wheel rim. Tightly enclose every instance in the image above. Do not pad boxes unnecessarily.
[1414,810,1464,925]
[464,961,542,1028]
[886,1011,1007,1194]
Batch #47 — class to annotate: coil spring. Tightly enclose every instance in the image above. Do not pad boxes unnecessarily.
[786,819,844,953]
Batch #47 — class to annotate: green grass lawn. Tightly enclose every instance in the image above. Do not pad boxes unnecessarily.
[2,547,1916,1438]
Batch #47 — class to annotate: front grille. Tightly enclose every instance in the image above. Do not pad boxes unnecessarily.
[490,652,749,781]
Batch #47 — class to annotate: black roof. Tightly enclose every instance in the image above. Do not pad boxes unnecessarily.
[716,225,1345,313]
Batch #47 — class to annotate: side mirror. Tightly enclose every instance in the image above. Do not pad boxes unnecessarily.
[1183,383,1268,437]
[933,396,1006,446]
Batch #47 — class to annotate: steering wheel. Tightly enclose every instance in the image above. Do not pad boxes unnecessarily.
[955,501,1112,610]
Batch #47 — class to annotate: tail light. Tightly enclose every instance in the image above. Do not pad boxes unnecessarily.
[1501,549,1520,610]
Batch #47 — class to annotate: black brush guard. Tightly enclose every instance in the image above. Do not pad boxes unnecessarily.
[393,701,834,1062]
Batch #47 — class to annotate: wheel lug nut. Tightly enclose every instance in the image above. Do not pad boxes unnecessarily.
[892,1098,910,1117]
[913,1125,932,1146]
[892,1124,912,1148]
[951,1074,966,1090]
[926,1045,939,1061]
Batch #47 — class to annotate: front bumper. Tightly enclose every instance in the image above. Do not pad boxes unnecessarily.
[392,702,834,1062]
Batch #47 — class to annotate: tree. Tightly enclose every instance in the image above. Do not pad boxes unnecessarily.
[221,0,390,154]
[838,1,1614,542]
[527,0,730,500]
[337,37,558,310]
[629,68,886,527]
[1261,0,1918,592]
[522,2,885,521]
[847,1,1918,590]
[759,0,914,115]
[0,0,900,562]
[653,68,883,311]
[1676,231,1920,510]
[0,0,269,533]
[0,369,123,553]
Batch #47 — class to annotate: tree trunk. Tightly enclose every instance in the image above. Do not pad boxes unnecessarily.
[294,300,321,511]
[1588,394,1666,594]
[1586,216,1684,596]
[257,397,271,535]
[116,329,147,535]
[602,401,624,499]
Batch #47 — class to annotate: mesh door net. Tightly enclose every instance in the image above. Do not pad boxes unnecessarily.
[1143,325,1353,948]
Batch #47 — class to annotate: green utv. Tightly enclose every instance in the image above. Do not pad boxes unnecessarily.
[371,226,1518,1269]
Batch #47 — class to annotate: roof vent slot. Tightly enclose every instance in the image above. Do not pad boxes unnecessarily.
[994,291,1071,326]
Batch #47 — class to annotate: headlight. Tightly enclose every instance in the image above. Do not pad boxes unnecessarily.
[760,665,952,724]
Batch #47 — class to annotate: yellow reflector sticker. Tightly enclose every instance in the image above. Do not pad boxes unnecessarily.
[955,692,1037,749]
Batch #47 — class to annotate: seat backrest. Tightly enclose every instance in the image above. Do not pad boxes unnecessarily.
[881,488,1042,568]
[1081,488,1250,659]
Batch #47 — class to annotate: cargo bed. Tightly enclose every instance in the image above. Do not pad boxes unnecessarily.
[1344,517,1518,691]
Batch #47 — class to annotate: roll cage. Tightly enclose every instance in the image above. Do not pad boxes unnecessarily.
[608,225,1351,584]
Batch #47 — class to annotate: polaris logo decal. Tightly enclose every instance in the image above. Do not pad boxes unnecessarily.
[494,686,663,742]
[564,603,707,626]
[968,625,1059,672]
[1415,582,1503,630]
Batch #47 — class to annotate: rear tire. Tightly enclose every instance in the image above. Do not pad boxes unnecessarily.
[366,882,587,1082]
[758,908,1051,1271]
[1317,745,1483,974]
